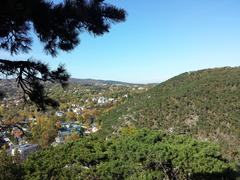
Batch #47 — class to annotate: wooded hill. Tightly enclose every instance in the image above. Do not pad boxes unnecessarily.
[98,67,240,159]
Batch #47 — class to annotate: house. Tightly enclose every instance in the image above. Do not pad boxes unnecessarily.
[91,126,98,133]
[67,104,84,115]
[108,98,115,103]
[55,111,65,117]
[84,124,99,134]
[72,107,84,115]
[0,136,14,149]
[11,127,24,139]
[92,97,97,102]
[10,144,39,159]
[3,137,13,146]
[123,94,128,98]
[54,122,83,144]
[11,127,29,144]
[97,96,107,105]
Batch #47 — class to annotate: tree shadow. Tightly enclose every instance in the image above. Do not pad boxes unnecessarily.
[190,168,240,180]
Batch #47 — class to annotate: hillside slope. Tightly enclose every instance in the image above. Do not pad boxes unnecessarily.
[98,67,240,158]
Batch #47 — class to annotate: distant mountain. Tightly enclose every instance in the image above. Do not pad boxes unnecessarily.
[98,67,240,159]
[0,78,138,98]
[0,79,18,97]
[68,78,138,86]
[0,78,136,88]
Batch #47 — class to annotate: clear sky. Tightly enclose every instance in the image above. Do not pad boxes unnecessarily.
[1,0,240,83]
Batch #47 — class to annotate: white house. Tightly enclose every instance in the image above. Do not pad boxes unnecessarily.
[55,111,65,117]
[97,97,107,105]
[10,144,39,159]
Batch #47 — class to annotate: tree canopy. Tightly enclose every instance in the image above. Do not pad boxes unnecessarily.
[5,128,236,179]
[0,0,126,109]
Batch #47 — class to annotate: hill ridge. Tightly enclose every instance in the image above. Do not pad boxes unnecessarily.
[98,66,240,159]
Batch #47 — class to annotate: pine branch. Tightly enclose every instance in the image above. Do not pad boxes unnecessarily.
[0,59,70,110]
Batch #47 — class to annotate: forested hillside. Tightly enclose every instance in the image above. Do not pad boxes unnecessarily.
[98,67,240,159]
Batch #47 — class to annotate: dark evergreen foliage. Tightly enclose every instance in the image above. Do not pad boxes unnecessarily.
[0,151,24,180]
[22,129,238,179]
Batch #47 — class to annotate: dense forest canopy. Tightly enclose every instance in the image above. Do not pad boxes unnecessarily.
[0,128,238,179]
[98,67,240,160]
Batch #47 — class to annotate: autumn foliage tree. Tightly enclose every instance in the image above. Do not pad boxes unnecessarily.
[30,114,58,147]
[0,0,126,110]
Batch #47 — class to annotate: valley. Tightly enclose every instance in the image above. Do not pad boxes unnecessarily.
[1,67,240,179]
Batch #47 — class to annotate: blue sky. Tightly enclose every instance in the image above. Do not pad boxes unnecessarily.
[1,0,240,83]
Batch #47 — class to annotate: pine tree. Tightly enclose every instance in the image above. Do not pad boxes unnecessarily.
[0,0,126,110]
